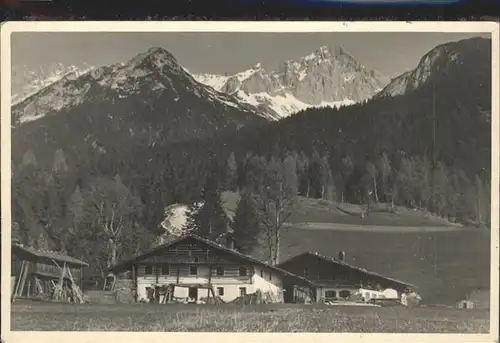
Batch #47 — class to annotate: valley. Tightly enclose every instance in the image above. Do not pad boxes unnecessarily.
[9,34,492,318]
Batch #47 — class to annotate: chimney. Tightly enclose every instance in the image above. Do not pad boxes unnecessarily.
[338,250,346,263]
[226,235,236,251]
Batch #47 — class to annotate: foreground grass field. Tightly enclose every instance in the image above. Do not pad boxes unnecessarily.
[11,301,489,333]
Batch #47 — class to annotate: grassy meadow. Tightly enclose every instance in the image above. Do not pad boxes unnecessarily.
[10,301,490,333]
[221,194,491,306]
[10,195,490,333]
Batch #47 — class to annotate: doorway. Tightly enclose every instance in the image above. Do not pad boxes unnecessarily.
[188,287,198,300]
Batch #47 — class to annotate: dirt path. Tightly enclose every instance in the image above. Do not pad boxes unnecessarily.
[290,222,470,232]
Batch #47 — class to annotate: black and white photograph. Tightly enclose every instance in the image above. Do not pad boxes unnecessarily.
[1,22,498,340]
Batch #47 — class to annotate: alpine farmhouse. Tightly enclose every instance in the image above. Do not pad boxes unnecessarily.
[108,234,311,304]
[277,251,415,304]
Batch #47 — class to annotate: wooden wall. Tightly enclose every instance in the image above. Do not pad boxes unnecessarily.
[279,254,406,292]
[137,239,245,265]
[11,251,85,296]
[136,263,254,283]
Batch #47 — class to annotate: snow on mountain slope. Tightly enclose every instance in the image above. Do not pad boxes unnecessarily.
[191,73,229,91]
[11,63,94,106]
[193,46,389,120]
[12,47,267,126]
[236,90,356,120]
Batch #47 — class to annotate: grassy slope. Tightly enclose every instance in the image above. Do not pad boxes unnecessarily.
[222,192,463,227]
[222,192,491,306]
[10,301,489,332]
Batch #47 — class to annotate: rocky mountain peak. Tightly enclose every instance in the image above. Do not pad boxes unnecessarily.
[126,46,180,73]
[375,37,490,99]
[193,44,389,119]
[11,46,267,126]
[252,62,262,70]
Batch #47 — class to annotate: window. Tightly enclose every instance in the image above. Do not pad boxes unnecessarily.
[239,266,247,277]
[217,287,224,296]
[303,268,308,278]
[365,292,370,299]
[325,290,336,298]
[216,266,225,276]
[339,290,351,298]
[145,266,153,275]
[161,264,169,275]
[239,287,246,296]
[189,265,198,276]
[260,269,264,278]
[193,256,199,263]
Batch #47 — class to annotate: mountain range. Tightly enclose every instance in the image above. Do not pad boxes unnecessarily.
[11,47,269,164]
[191,46,389,119]
[12,44,390,124]
[11,37,491,169]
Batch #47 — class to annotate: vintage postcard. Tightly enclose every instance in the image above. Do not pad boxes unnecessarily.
[1,21,499,343]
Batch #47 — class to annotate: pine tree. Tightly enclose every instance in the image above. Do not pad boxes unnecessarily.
[474,175,487,226]
[296,152,310,197]
[376,152,392,203]
[183,201,203,235]
[396,157,417,207]
[183,170,229,240]
[67,185,85,231]
[283,152,299,197]
[320,155,335,200]
[52,148,68,173]
[227,152,238,191]
[366,162,379,203]
[432,162,449,217]
[340,156,354,203]
[415,156,432,208]
[12,222,21,245]
[308,150,322,198]
[231,190,260,255]
[20,149,38,169]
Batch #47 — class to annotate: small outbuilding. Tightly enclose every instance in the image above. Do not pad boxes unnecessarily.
[457,300,475,309]
[456,288,490,310]
[11,243,89,302]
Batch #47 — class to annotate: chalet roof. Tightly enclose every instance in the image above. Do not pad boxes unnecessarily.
[109,234,312,285]
[277,251,415,289]
[12,243,89,267]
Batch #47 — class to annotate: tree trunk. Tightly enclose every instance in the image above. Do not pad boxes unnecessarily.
[477,197,482,225]
[266,218,274,264]
[372,176,379,203]
[273,207,281,266]
[275,227,280,265]
[109,238,118,268]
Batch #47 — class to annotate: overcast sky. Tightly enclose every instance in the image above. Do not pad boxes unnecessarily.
[11,31,490,90]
